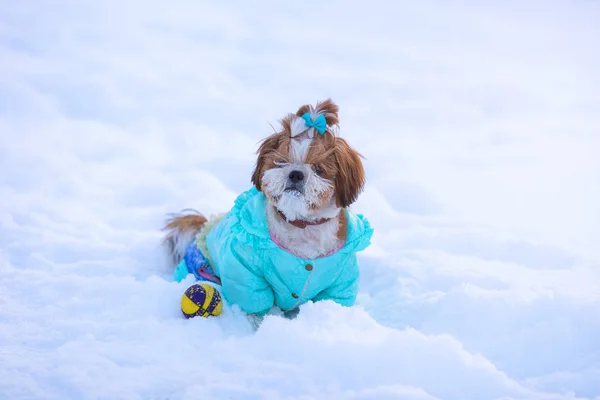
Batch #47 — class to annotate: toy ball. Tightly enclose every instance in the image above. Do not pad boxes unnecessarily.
[181,283,223,318]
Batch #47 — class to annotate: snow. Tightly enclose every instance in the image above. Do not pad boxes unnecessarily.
[1,1,600,399]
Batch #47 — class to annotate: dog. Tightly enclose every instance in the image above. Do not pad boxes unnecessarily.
[163,99,373,322]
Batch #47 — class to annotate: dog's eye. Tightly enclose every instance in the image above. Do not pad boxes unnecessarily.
[313,165,324,176]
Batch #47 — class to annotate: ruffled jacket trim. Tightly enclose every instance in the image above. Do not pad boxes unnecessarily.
[226,187,373,258]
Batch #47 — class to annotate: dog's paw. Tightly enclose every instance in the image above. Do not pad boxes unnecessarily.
[283,307,300,320]
[247,313,264,331]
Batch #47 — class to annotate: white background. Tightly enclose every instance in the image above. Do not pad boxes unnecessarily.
[1,1,599,399]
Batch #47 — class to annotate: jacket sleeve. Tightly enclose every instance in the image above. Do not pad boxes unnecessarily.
[312,256,359,307]
[218,237,274,316]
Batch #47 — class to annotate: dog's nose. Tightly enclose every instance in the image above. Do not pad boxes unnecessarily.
[288,170,304,183]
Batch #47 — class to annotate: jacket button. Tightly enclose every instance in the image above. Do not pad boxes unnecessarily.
[305,264,313,271]
[291,293,299,299]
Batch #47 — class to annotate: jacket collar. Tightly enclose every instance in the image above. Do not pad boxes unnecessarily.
[235,187,373,255]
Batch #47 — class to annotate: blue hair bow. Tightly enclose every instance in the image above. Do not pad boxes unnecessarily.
[301,113,327,135]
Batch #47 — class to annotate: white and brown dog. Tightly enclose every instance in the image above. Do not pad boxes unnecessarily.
[163,99,373,320]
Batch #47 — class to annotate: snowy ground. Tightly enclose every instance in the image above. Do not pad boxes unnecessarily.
[1,1,600,399]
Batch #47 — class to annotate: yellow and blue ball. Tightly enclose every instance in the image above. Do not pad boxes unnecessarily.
[181,283,223,318]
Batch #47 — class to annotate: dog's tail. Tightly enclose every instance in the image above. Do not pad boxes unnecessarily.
[162,209,207,268]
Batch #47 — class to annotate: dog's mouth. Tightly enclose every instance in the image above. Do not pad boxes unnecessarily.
[284,184,303,196]
[284,189,302,199]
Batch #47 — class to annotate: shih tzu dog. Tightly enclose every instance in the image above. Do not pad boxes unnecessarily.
[163,99,373,321]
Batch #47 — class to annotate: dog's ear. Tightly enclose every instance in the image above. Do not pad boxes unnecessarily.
[251,133,283,191]
[334,137,365,208]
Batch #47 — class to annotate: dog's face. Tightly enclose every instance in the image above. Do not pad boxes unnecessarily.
[251,99,365,221]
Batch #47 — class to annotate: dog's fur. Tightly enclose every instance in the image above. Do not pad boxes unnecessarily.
[163,98,365,275]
